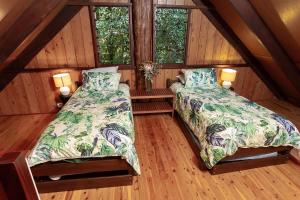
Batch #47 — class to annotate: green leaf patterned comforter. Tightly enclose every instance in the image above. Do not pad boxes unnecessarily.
[28,84,140,174]
[170,82,300,169]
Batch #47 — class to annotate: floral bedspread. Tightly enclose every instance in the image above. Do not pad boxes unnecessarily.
[171,82,300,169]
[28,84,140,174]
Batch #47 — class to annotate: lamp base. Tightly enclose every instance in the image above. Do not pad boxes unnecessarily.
[60,86,70,96]
[222,81,232,89]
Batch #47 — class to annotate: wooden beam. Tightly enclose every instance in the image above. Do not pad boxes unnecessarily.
[0,5,82,91]
[192,0,286,99]
[227,0,300,92]
[132,0,154,89]
[0,0,66,66]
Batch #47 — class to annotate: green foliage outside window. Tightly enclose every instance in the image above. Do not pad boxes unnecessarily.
[155,8,188,64]
[94,7,131,65]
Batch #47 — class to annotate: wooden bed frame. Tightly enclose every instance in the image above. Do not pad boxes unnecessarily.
[30,80,137,193]
[30,157,136,193]
[167,79,292,174]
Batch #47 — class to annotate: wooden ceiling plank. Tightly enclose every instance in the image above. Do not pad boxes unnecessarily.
[227,0,300,92]
[0,6,83,91]
[0,0,66,66]
[192,0,286,99]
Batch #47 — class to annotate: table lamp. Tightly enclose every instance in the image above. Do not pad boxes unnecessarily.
[220,69,237,89]
[53,73,72,96]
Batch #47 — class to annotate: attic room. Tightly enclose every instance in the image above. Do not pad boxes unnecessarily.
[0,0,299,199]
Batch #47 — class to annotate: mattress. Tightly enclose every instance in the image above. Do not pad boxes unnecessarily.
[28,83,140,174]
[170,82,300,169]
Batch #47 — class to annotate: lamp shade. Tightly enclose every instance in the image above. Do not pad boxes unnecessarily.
[220,69,237,82]
[53,73,72,88]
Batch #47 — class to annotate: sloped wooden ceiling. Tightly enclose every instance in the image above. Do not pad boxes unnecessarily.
[0,0,74,91]
[0,0,67,66]
[193,0,300,105]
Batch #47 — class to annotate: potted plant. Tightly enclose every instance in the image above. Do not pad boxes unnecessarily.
[139,61,161,92]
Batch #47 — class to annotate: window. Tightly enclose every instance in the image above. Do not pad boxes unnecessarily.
[94,6,131,65]
[154,8,188,64]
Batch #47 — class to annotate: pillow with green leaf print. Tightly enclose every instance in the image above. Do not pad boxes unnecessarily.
[82,71,121,92]
[183,68,217,88]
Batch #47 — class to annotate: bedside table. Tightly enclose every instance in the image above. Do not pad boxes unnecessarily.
[130,89,175,117]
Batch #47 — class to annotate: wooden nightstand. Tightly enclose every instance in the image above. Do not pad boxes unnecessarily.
[130,89,175,117]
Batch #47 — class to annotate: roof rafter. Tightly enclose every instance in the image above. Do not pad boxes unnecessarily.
[227,0,300,92]
[0,5,83,91]
[0,0,67,67]
[192,0,286,99]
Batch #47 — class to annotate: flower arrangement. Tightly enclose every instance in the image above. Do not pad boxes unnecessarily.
[139,61,161,91]
[139,61,161,80]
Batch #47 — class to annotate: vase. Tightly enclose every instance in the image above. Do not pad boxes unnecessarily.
[145,78,152,92]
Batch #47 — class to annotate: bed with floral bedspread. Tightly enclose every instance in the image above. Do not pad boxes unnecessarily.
[28,83,140,174]
[170,82,300,169]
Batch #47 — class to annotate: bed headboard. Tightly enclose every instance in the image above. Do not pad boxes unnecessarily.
[75,80,130,88]
[166,79,179,88]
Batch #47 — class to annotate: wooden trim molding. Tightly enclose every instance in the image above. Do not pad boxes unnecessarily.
[89,5,100,68]
[184,9,192,65]
[129,5,136,68]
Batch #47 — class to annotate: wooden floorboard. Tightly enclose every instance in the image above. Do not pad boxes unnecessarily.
[0,100,299,199]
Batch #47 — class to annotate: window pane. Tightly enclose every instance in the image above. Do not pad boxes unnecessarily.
[94,7,131,65]
[155,8,188,64]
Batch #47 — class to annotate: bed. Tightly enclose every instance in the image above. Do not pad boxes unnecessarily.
[28,78,140,192]
[167,77,300,174]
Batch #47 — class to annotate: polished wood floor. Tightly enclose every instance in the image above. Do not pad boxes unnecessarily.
[0,100,299,200]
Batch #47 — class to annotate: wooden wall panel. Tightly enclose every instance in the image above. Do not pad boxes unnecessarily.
[187,9,244,65]
[26,3,245,69]
[0,66,274,115]
[230,68,274,101]
[0,69,135,115]
[26,7,94,69]
[151,67,274,102]
[0,0,274,116]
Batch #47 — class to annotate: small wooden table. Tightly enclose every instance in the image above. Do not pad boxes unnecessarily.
[130,89,175,117]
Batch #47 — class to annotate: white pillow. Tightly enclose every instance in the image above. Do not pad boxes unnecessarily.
[82,71,121,92]
[82,66,118,74]
[182,68,217,88]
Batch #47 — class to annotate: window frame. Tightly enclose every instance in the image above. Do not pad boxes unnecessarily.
[153,5,191,68]
[89,3,135,69]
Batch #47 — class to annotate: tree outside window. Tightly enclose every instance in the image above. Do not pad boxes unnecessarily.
[94,7,131,65]
[155,8,188,64]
